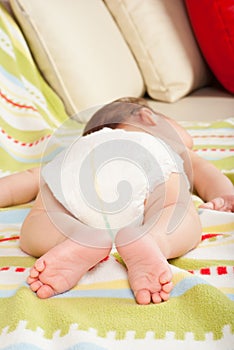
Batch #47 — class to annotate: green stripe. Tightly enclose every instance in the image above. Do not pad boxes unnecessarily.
[0,117,53,142]
[114,254,234,272]
[0,148,44,172]
[0,285,233,340]
[212,157,234,171]
[225,173,234,183]
[0,256,35,267]
[186,120,234,130]
[194,145,233,150]
[0,10,69,129]
[170,257,234,270]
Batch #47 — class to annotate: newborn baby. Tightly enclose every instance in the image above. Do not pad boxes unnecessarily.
[42,127,188,240]
[0,99,232,304]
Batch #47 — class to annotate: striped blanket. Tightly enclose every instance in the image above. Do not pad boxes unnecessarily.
[0,4,234,350]
[0,205,234,349]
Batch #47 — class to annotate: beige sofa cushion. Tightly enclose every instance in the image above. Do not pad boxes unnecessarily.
[104,0,211,102]
[10,0,145,117]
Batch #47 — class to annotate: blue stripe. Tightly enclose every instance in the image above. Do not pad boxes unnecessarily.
[2,345,42,350]
[0,290,17,298]
[170,276,208,297]
[1,283,233,302]
[0,281,135,299]
[172,278,234,301]
[66,344,108,350]
[0,288,134,299]
[227,294,234,301]
[0,208,30,223]
[0,65,25,88]
[54,288,134,299]
[1,343,108,350]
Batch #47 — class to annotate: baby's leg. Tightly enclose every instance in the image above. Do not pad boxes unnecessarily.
[116,173,202,305]
[116,230,173,305]
[21,183,112,298]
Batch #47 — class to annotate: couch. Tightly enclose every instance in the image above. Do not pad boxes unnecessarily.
[0,1,234,350]
[3,0,234,122]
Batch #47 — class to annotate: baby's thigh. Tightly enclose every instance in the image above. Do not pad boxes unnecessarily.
[144,173,190,222]
[20,184,69,257]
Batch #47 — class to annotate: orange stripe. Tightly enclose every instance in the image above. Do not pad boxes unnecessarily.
[0,236,20,242]
[194,148,234,152]
[192,135,234,138]
[0,128,51,147]
[0,90,37,112]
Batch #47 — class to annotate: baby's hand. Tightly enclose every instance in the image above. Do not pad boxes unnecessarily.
[199,195,234,213]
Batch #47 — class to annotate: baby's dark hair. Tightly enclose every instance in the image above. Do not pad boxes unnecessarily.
[82,97,151,136]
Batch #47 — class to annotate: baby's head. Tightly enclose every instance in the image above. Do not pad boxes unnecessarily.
[82,97,157,136]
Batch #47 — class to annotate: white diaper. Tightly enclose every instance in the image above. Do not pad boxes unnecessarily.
[42,128,188,237]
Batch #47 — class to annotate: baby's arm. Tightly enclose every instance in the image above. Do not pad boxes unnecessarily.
[0,167,40,207]
[189,150,234,212]
[199,195,234,212]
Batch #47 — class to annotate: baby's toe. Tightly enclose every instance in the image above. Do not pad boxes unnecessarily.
[159,290,170,302]
[135,289,152,305]
[152,292,162,304]
[29,259,46,279]
[37,284,55,299]
[29,266,40,278]
[162,281,173,293]
[30,280,43,292]
[27,275,38,284]
[34,258,46,272]
[159,270,172,285]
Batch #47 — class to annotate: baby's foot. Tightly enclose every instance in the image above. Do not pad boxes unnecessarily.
[199,195,234,212]
[116,231,173,305]
[27,239,111,298]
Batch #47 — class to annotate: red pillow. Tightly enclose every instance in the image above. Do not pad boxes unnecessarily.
[185,0,234,94]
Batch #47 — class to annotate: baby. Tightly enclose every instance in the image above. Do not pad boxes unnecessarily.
[0,98,233,305]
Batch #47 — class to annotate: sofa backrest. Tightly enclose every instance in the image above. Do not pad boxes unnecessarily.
[9,0,212,120]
